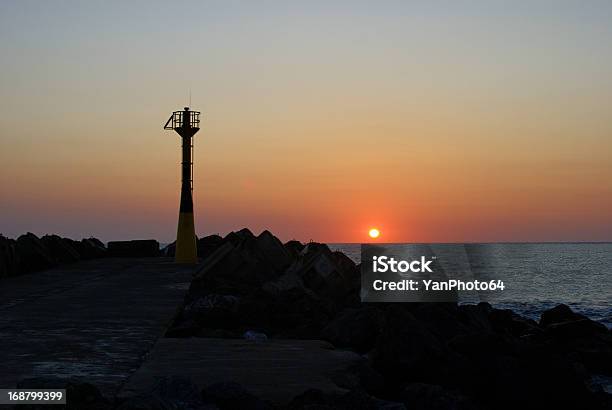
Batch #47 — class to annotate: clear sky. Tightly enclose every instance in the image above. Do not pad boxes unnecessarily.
[1,1,611,243]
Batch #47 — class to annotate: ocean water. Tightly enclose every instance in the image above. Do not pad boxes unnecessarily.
[329,243,612,327]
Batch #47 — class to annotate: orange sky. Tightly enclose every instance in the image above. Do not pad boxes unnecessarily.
[1,2,611,243]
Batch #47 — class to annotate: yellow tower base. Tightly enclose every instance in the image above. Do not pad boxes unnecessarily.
[175,211,197,264]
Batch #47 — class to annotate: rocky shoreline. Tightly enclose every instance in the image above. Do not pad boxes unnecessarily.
[3,229,611,409]
[0,233,107,278]
[163,228,612,409]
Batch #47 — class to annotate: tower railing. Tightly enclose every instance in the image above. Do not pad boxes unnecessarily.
[164,110,200,130]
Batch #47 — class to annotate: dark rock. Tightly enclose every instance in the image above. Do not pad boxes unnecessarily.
[535,305,612,375]
[16,232,56,273]
[510,350,597,410]
[458,303,493,333]
[488,308,542,337]
[448,331,517,358]
[447,334,600,410]
[371,306,455,387]
[284,240,305,257]
[17,377,111,410]
[545,319,608,338]
[321,306,385,353]
[540,304,588,327]
[161,242,176,257]
[41,234,81,264]
[182,294,241,328]
[0,234,20,277]
[87,237,106,249]
[198,235,225,261]
[191,238,282,297]
[262,270,305,294]
[117,375,210,410]
[201,381,272,410]
[285,242,358,308]
[268,286,335,338]
[191,244,257,295]
[107,240,159,257]
[398,383,479,410]
[0,233,107,278]
[224,228,256,246]
[255,230,293,272]
[329,362,386,397]
[74,237,107,259]
[542,319,612,375]
[413,303,470,342]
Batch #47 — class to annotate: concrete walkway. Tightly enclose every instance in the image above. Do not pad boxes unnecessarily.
[0,258,194,396]
[119,338,363,405]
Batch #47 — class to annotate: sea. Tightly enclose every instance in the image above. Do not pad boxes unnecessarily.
[329,243,612,328]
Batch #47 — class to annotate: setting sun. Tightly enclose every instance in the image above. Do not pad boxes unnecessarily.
[368,228,380,239]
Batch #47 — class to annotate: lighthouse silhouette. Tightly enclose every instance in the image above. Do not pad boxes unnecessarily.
[164,107,200,264]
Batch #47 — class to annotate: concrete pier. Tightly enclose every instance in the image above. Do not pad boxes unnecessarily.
[119,338,362,405]
[0,258,194,396]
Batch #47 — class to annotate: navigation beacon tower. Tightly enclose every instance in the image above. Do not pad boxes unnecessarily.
[164,107,200,264]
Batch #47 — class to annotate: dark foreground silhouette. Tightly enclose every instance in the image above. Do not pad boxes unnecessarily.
[2,230,611,409]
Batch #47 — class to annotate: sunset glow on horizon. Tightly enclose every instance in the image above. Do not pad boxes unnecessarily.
[1,2,611,243]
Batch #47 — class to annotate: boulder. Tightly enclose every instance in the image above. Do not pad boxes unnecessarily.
[284,240,305,257]
[16,232,56,273]
[448,331,518,359]
[413,303,470,342]
[545,318,608,339]
[262,271,305,294]
[285,242,357,307]
[1,234,107,277]
[328,361,386,397]
[224,228,256,246]
[161,242,176,257]
[446,333,599,410]
[542,319,612,375]
[0,235,20,277]
[371,306,455,387]
[191,242,276,296]
[268,286,335,338]
[198,235,225,261]
[191,229,298,297]
[540,304,588,327]
[488,308,542,337]
[74,238,107,259]
[87,237,106,249]
[458,303,494,333]
[107,240,160,257]
[182,294,242,329]
[41,234,81,264]
[255,230,293,272]
[321,306,385,353]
